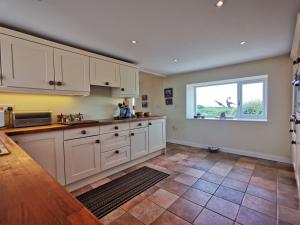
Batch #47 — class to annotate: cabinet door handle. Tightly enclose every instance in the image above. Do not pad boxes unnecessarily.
[49,81,55,85]
[56,81,63,86]
[138,123,142,126]
[296,120,300,125]
[114,126,119,130]
[131,133,134,136]
[149,122,152,125]
[290,129,295,133]
[115,150,120,154]
[81,130,87,134]
[291,141,296,144]
[115,133,119,137]
[96,140,100,144]
[105,82,110,86]
[121,88,125,91]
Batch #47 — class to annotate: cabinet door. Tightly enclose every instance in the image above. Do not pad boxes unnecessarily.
[0,34,55,89]
[101,146,130,170]
[12,131,65,185]
[90,58,120,87]
[149,119,166,153]
[64,136,101,184]
[54,49,90,92]
[119,65,139,96]
[130,127,148,160]
[100,130,130,152]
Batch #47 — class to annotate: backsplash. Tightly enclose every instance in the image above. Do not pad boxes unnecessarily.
[0,86,122,121]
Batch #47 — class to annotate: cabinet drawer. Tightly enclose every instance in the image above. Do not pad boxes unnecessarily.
[100,130,130,152]
[64,126,100,140]
[101,146,130,171]
[100,123,129,134]
[130,121,148,129]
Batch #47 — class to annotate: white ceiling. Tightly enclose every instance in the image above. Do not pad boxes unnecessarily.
[0,0,300,75]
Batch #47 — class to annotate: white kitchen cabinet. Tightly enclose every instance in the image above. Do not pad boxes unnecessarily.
[149,119,166,153]
[90,57,120,87]
[130,127,148,160]
[64,136,101,184]
[11,131,65,185]
[54,49,90,93]
[101,146,130,170]
[0,34,55,90]
[112,65,139,97]
[100,130,130,152]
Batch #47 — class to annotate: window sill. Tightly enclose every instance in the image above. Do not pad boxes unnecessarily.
[186,117,268,122]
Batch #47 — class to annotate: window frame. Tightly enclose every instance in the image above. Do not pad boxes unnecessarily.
[187,75,268,121]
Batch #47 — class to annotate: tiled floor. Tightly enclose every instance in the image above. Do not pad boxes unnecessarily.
[71,143,300,225]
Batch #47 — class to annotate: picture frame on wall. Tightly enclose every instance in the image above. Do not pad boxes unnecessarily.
[165,98,173,105]
[142,102,148,108]
[164,88,173,98]
[142,95,148,101]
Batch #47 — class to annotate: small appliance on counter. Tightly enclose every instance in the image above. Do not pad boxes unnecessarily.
[57,113,98,125]
[0,108,4,128]
[114,101,133,120]
[12,112,52,128]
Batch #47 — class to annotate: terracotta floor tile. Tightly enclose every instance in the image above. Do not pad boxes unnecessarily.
[227,170,251,183]
[249,176,276,191]
[235,161,255,170]
[277,176,297,186]
[231,166,253,176]
[150,211,191,225]
[90,178,111,189]
[148,189,179,209]
[242,194,276,218]
[167,153,189,161]
[184,167,205,178]
[194,208,234,225]
[252,167,277,181]
[128,199,165,225]
[246,185,276,202]
[206,196,240,220]
[182,187,212,206]
[168,197,203,223]
[193,159,216,171]
[100,208,126,225]
[109,213,144,225]
[157,180,190,196]
[222,178,248,192]
[192,179,219,194]
[178,159,197,167]
[71,185,92,197]
[174,174,198,186]
[215,185,244,204]
[236,206,277,225]
[278,205,300,225]
[139,186,160,198]
[277,193,300,210]
[278,183,299,197]
[108,171,127,180]
[209,162,233,176]
[201,172,224,184]
[168,164,190,173]
[121,195,145,211]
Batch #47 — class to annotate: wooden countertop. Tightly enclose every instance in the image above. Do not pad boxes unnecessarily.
[0,115,165,225]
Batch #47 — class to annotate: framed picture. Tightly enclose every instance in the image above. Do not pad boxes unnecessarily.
[142,102,148,108]
[165,98,173,105]
[142,95,148,101]
[164,88,173,98]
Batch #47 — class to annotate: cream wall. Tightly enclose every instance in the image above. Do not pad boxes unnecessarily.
[0,86,122,121]
[159,55,293,162]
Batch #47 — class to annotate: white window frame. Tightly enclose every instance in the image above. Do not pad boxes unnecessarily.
[186,75,268,121]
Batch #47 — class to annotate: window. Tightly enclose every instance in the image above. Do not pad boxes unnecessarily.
[186,75,268,121]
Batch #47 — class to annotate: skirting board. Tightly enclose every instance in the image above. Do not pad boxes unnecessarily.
[167,138,292,164]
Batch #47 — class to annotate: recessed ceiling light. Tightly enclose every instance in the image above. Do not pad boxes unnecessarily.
[216,0,224,8]
[130,40,138,44]
[172,58,178,63]
[240,41,247,45]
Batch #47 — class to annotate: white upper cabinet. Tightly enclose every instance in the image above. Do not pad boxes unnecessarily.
[0,34,55,90]
[113,65,139,97]
[90,57,120,87]
[54,49,90,92]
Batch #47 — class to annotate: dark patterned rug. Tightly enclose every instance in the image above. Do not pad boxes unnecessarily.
[77,166,169,219]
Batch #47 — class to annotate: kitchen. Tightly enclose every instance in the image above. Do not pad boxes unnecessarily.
[1,1,300,225]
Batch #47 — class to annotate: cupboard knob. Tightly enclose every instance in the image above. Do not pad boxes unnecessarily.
[291,141,296,144]
[115,133,119,137]
[48,81,55,85]
[138,123,142,126]
[290,129,295,133]
[148,122,152,125]
[81,130,87,134]
[290,118,295,122]
[115,150,120,154]
[96,140,100,144]
[56,81,63,86]
[131,133,134,136]
[121,88,125,91]
[296,120,300,125]
[105,82,110,85]
[114,126,119,130]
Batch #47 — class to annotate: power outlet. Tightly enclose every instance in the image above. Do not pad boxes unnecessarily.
[0,104,14,112]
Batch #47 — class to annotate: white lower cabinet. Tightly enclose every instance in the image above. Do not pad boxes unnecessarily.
[100,130,130,152]
[130,127,149,160]
[11,131,65,185]
[101,146,130,170]
[149,119,166,153]
[64,135,101,184]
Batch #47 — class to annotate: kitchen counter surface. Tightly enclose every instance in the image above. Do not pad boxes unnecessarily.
[0,115,166,225]
[3,115,166,136]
